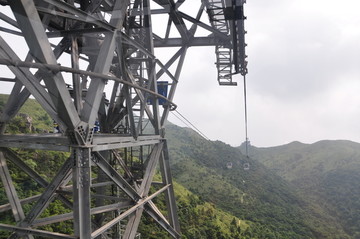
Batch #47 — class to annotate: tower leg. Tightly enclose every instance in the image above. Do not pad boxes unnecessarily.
[159,141,180,233]
[73,148,92,238]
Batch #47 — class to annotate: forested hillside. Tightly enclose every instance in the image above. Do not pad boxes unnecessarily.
[164,124,349,238]
[1,94,357,238]
[245,140,360,238]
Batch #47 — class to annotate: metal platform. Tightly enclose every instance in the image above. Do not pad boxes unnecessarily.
[204,0,248,85]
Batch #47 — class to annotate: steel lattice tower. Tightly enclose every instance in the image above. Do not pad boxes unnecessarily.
[0,0,247,238]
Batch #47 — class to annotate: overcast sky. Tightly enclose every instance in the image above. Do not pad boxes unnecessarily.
[165,0,360,147]
[2,1,360,147]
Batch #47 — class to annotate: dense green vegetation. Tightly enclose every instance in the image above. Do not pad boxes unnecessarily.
[164,123,338,238]
[0,95,252,238]
[245,140,360,238]
[140,180,251,239]
[2,94,359,238]
[0,95,53,133]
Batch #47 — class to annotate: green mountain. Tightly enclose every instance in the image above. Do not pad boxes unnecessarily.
[244,140,360,238]
[2,94,357,238]
[165,123,348,238]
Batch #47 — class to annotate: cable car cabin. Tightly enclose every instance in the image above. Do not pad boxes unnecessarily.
[147,81,169,105]
[243,163,250,170]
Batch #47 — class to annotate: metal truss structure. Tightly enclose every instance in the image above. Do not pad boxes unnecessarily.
[0,0,247,238]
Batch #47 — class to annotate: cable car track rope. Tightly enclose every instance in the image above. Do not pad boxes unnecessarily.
[170,109,210,141]
[243,74,249,157]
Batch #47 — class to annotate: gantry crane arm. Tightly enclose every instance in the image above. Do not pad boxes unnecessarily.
[204,0,248,85]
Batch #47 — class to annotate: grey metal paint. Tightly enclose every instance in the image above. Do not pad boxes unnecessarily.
[0,0,246,238]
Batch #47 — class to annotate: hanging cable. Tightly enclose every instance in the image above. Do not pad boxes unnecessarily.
[170,110,190,128]
[170,110,210,140]
[243,74,249,157]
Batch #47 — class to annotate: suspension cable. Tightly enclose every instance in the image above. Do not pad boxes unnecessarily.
[243,74,249,157]
[171,109,210,140]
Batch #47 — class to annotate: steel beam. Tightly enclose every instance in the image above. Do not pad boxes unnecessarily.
[122,142,164,238]
[9,0,82,132]
[125,68,155,128]
[153,0,189,41]
[0,134,162,152]
[32,201,133,227]
[158,141,180,231]
[0,59,177,110]
[160,47,187,126]
[0,36,61,127]
[0,152,25,222]
[72,148,92,238]
[0,0,247,237]
[0,134,70,152]
[81,0,129,129]
[154,36,229,47]
[91,184,170,238]
[8,157,73,239]
[0,152,34,238]
[40,0,115,31]
[0,223,76,239]
[0,195,40,213]
[2,148,73,209]
[139,142,163,197]
[93,151,140,201]
[145,202,180,238]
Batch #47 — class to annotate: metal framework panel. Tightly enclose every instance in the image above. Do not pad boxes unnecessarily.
[0,0,247,238]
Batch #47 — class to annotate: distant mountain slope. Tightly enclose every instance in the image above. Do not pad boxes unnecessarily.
[165,123,349,238]
[1,94,354,238]
[246,140,360,182]
[245,140,360,238]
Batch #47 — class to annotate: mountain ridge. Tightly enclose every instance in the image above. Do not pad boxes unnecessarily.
[165,123,349,238]
[244,139,360,181]
[0,93,356,238]
[244,139,360,238]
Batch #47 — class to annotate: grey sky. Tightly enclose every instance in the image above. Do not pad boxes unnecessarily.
[2,1,360,147]
[168,0,360,147]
